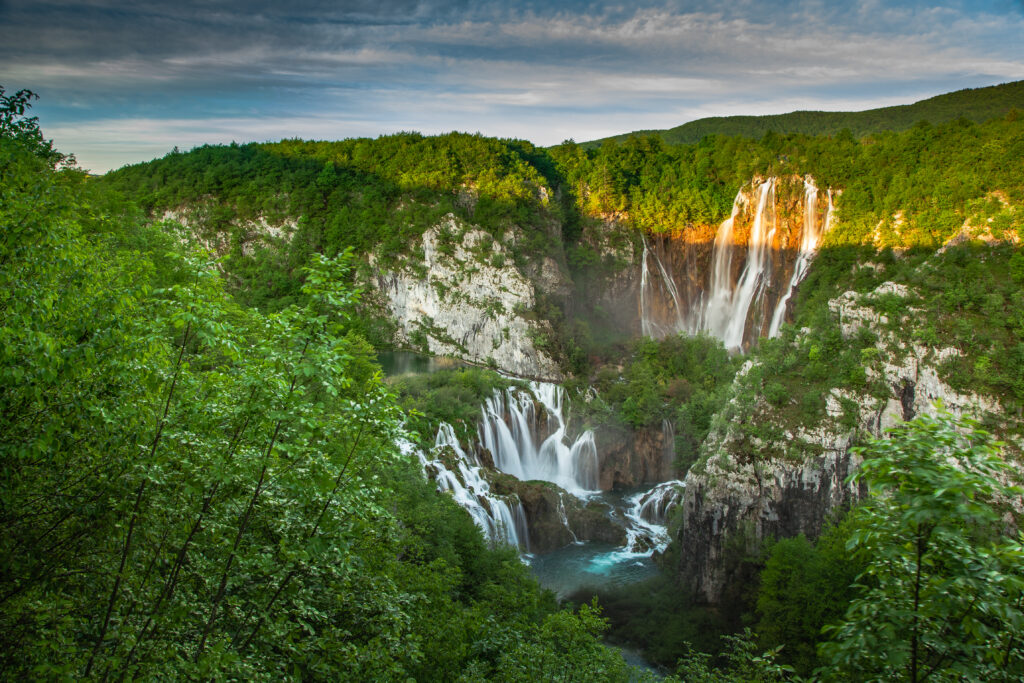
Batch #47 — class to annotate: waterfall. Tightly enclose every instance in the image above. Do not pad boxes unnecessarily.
[413,382,693,562]
[693,189,746,335]
[640,239,653,337]
[637,176,837,351]
[662,418,675,468]
[622,480,685,553]
[479,382,599,495]
[768,179,831,337]
[722,178,777,348]
[640,236,685,338]
[631,480,684,526]
[410,426,530,550]
[557,494,582,544]
[695,179,777,349]
[414,382,600,552]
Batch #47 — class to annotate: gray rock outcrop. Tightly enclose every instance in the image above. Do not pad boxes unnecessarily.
[371,216,563,380]
[677,279,1013,603]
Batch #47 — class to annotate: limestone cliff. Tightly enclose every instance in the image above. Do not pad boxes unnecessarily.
[676,278,1018,603]
[161,206,297,259]
[371,215,565,380]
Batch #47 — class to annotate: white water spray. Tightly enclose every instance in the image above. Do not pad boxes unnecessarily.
[722,178,776,348]
[691,189,747,335]
[479,382,599,495]
[622,480,685,554]
[694,179,778,349]
[409,427,530,550]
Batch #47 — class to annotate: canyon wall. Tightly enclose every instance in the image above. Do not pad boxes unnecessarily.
[371,215,566,380]
[675,278,1016,603]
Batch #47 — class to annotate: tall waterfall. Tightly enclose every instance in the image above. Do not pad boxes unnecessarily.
[410,425,530,550]
[479,382,599,495]
[692,189,747,336]
[768,180,830,337]
[637,176,834,350]
[703,178,777,349]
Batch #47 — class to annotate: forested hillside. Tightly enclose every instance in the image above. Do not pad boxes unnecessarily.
[553,115,1024,407]
[0,88,649,681]
[5,81,1024,681]
[586,79,1024,147]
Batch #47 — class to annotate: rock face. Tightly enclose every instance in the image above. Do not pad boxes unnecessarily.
[679,445,864,603]
[161,207,297,258]
[595,422,677,490]
[566,497,628,547]
[492,478,625,552]
[371,215,563,380]
[828,281,1002,428]
[677,279,1011,604]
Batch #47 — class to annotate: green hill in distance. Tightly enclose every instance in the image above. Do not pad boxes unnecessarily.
[582,79,1024,148]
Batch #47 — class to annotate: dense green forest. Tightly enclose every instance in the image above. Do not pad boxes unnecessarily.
[99,107,1024,409]
[586,79,1024,146]
[105,103,1024,273]
[102,133,568,314]
[5,84,1024,680]
[0,88,654,681]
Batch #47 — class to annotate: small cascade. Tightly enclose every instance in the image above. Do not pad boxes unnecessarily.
[661,418,675,468]
[768,179,830,337]
[557,493,582,544]
[622,480,685,553]
[632,480,685,526]
[413,425,530,550]
[640,236,685,338]
[479,382,599,495]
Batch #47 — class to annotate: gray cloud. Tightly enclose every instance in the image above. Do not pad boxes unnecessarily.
[3,0,1022,171]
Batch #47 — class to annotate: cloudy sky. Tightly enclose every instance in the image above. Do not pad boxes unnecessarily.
[4,0,1024,172]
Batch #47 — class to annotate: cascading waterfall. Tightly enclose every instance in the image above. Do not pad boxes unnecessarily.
[412,425,530,550]
[557,494,582,544]
[693,179,777,349]
[691,189,746,335]
[662,418,675,467]
[415,382,688,570]
[632,480,684,525]
[639,238,654,337]
[767,179,832,337]
[478,382,599,495]
[720,178,777,349]
[623,480,685,553]
[638,177,834,350]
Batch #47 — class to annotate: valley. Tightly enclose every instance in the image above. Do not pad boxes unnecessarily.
[4,80,1024,680]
